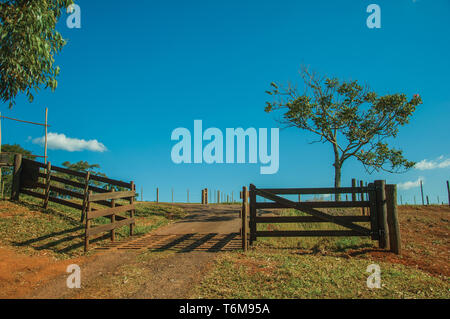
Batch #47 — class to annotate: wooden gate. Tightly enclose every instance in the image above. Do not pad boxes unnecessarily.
[10,154,136,252]
[241,181,401,254]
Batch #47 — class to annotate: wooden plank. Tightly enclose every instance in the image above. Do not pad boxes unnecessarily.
[256,230,369,237]
[255,216,371,223]
[20,188,45,199]
[88,190,135,202]
[87,204,135,219]
[50,175,109,193]
[255,188,371,235]
[254,201,370,209]
[48,196,83,210]
[22,158,46,168]
[257,186,374,195]
[386,184,401,255]
[49,185,85,199]
[89,174,132,189]
[86,218,135,237]
[51,165,87,178]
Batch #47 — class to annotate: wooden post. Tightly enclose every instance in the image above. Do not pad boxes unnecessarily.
[351,178,357,202]
[130,182,135,236]
[367,183,379,241]
[217,190,220,204]
[205,188,208,204]
[201,189,205,204]
[81,171,90,222]
[360,180,365,215]
[84,191,92,252]
[43,161,52,208]
[447,181,450,206]
[426,195,429,206]
[241,186,248,251]
[298,194,301,202]
[171,188,174,203]
[232,191,234,203]
[420,180,424,205]
[156,187,159,203]
[110,188,116,242]
[374,180,389,250]
[11,154,23,200]
[386,184,401,255]
[249,184,257,245]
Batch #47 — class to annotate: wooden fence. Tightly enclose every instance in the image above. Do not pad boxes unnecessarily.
[10,154,136,252]
[241,180,401,254]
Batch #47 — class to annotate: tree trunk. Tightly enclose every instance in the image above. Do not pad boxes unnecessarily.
[333,144,342,201]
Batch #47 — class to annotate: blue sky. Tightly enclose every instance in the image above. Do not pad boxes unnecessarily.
[2,0,449,203]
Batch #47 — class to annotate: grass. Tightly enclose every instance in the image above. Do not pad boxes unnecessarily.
[193,249,450,299]
[0,195,186,259]
[193,207,450,299]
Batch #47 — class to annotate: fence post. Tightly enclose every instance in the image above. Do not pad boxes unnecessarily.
[43,161,52,208]
[80,171,91,223]
[420,180,424,205]
[110,188,116,242]
[11,154,23,200]
[156,187,159,203]
[367,183,379,241]
[351,178,357,202]
[374,180,389,250]
[447,181,450,206]
[386,184,401,255]
[84,191,92,252]
[217,190,220,204]
[242,186,248,252]
[201,189,205,204]
[130,182,135,236]
[360,180,365,215]
[249,184,256,245]
[205,188,208,204]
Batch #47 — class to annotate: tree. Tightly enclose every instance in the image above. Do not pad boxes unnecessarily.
[0,0,73,108]
[265,67,422,192]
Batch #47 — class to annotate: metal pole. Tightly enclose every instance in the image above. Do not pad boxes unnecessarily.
[44,108,48,164]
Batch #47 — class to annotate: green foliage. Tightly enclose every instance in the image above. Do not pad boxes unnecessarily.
[265,67,422,184]
[0,0,73,108]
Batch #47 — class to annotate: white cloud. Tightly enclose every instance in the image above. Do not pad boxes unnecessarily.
[397,177,424,190]
[415,156,450,170]
[32,132,107,152]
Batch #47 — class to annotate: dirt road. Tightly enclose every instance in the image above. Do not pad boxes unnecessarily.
[27,204,241,299]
